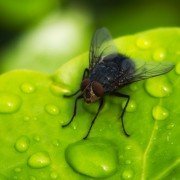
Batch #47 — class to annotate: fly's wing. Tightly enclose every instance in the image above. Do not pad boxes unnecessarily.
[89,27,118,72]
[122,61,174,85]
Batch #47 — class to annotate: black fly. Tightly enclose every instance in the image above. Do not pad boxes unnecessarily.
[62,27,174,139]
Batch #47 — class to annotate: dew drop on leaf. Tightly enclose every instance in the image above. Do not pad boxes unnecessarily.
[153,48,166,61]
[28,152,51,168]
[0,93,21,113]
[145,76,172,97]
[45,104,60,115]
[175,62,180,75]
[20,82,35,94]
[14,136,30,153]
[136,37,151,49]
[122,169,133,179]
[152,105,169,121]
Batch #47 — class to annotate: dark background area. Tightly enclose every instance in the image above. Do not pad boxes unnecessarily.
[0,0,179,72]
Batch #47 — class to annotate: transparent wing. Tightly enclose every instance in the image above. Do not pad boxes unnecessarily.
[89,27,118,71]
[121,61,174,85]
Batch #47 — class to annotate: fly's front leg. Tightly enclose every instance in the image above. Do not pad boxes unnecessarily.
[83,99,104,139]
[62,95,83,127]
[64,68,89,98]
[110,92,130,137]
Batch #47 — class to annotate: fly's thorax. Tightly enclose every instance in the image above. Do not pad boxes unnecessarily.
[81,79,104,103]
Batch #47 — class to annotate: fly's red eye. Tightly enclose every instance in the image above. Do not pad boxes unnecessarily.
[92,81,104,97]
[81,78,90,91]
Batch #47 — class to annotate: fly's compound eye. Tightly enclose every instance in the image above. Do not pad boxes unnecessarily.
[92,81,104,97]
[81,78,90,91]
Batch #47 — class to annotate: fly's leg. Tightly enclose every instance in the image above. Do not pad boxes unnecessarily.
[110,92,130,137]
[83,99,104,139]
[62,95,83,127]
[63,68,89,98]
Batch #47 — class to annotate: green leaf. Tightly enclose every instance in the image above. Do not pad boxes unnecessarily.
[0,28,179,179]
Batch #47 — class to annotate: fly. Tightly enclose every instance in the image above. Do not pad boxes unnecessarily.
[62,27,174,139]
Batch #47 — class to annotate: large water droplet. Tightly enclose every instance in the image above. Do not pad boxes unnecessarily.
[14,136,30,153]
[153,48,166,61]
[122,100,136,112]
[45,104,60,115]
[20,82,35,94]
[28,152,51,168]
[65,139,118,178]
[145,76,172,97]
[0,93,21,113]
[122,169,133,179]
[175,62,180,75]
[136,37,151,49]
[152,105,169,121]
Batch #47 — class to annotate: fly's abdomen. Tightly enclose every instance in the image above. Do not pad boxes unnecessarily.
[90,54,135,92]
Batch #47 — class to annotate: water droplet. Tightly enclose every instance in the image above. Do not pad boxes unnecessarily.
[0,93,21,113]
[20,82,35,94]
[65,139,118,178]
[152,105,169,121]
[153,49,166,61]
[122,100,136,112]
[175,62,180,75]
[28,152,51,168]
[14,167,22,173]
[45,104,60,115]
[50,172,58,179]
[122,169,133,179]
[136,37,151,49]
[166,135,170,142]
[125,160,131,165]
[14,136,30,153]
[145,76,172,97]
[33,135,40,142]
[166,123,175,130]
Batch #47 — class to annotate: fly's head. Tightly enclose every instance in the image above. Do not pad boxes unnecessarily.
[81,78,104,103]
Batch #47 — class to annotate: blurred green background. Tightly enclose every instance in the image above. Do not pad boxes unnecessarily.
[0,0,179,73]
